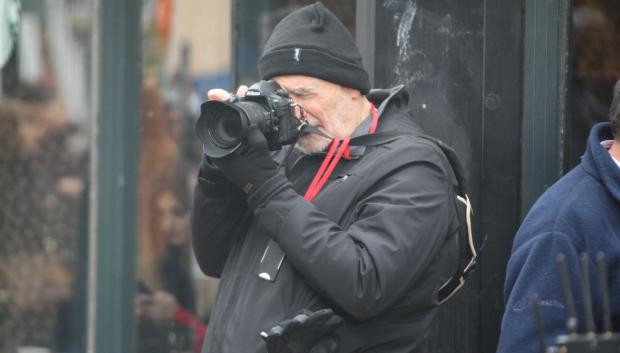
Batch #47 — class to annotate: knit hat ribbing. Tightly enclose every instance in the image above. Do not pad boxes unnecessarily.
[258,2,370,94]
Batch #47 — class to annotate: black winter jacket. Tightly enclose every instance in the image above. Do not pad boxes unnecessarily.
[192,86,460,353]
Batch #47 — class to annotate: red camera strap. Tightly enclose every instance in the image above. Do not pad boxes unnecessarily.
[303,103,378,202]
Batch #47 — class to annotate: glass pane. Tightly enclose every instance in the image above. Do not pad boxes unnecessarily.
[568,0,620,169]
[136,1,230,352]
[0,0,94,352]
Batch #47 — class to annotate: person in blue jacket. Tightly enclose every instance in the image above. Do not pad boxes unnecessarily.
[497,79,620,353]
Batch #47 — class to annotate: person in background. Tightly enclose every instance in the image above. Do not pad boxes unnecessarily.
[137,83,206,353]
[497,79,620,353]
[0,86,85,353]
[136,187,207,353]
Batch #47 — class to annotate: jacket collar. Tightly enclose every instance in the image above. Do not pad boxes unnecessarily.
[367,85,408,118]
[582,122,620,203]
[345,85,408,158]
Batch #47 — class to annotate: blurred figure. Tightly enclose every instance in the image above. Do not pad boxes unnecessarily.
[569,1,620,167]
[136,187,207,353]
[137,83,206,353]
[139,82,179,290]
[0,87,84,352]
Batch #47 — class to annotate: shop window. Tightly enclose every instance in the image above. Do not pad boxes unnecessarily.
[568,0,620,169]
[0,0,94,352]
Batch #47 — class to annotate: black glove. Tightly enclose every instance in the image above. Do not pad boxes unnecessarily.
[210,125,279,194]
[199,154,225,182]
[261,309,343,353]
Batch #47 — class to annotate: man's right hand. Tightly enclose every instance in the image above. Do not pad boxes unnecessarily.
[207,85,248,101]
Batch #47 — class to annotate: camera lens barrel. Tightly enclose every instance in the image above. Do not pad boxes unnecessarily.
[207,104,245,148]
[196,100,270,158]
[195,80,300,158]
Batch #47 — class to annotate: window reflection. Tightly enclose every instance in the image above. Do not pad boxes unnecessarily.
[136,83,202,353]
[0,1,93,352]
[569,0,620,169]
[137,1,230,352]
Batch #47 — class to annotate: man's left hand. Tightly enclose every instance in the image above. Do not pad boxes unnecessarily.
[211,125,279,194]
[262,309,343,353]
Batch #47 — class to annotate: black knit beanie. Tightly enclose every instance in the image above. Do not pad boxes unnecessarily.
[258,2,370,94]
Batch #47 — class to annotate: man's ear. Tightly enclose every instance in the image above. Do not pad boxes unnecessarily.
[343,86,362,100]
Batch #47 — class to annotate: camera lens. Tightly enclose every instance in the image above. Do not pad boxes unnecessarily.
[196,87,284,158]
[208,105,244,149]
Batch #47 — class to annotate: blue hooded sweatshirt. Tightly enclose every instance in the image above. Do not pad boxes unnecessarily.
[497,122,620,353]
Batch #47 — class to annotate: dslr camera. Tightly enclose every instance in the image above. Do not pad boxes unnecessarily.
[195,80,301,158]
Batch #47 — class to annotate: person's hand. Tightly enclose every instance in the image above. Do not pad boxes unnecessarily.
[210,124,279,194]
[149,291,179,320]
[207,85,248,101]
[206,84,280,195]
[261,309,343,353]
[56,175,84,199]
[2,253,73,310]
[135,291,179,322]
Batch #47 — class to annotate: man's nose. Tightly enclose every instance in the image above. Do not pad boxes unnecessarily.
[293,104,306,122]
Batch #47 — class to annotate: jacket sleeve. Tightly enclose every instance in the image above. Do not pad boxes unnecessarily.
[191,157,251,278]
[246,142,455,319]
[497,231,588,353]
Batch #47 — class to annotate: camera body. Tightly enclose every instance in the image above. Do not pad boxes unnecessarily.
[195,80,300,158]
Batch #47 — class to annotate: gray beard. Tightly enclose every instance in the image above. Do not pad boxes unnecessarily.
[294,142,312,155]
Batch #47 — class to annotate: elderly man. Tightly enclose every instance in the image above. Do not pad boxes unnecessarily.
[191,2,462,353]
[497,79,620,353]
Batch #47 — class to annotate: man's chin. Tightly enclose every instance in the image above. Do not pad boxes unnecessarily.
[295,135,331,155]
